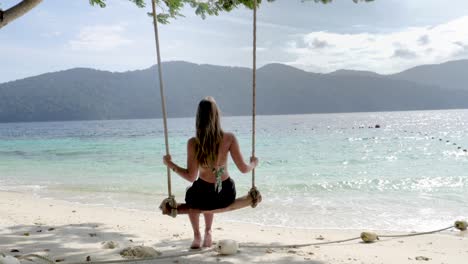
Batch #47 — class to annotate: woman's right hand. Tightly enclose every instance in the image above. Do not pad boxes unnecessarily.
[163,154,172,166]
[250,156,259,168]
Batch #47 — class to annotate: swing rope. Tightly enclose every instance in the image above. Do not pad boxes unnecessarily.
[251,0,257,189]
[248,0,261,208]
[151,0,177,217]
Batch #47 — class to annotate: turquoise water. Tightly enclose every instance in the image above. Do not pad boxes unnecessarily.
[1,110,467,231]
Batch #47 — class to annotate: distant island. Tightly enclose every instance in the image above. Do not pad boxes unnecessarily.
[1,60,468,123]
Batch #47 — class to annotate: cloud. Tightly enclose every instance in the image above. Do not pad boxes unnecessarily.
[211,15,303,32]
[392,48,418,59]
[311,38,332,49]
[41,31,62,38]
[68,25,132,51]
[285,16,468,74]
[418,35,430,46]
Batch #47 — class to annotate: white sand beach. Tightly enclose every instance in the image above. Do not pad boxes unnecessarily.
[1,191,467,264]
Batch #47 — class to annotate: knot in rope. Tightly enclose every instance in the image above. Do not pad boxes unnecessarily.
[159,195,177,218]
[248,187,261,208]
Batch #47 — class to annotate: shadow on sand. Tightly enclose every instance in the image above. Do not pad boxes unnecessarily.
[0,222,327,263]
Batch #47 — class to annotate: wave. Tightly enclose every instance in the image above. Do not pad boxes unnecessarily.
[0,150,28,156]
[264,176,468,193]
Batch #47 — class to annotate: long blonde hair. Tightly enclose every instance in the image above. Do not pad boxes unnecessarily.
[195,97,224,167]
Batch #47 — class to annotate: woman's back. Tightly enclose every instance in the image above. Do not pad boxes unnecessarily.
[193,131,256,183]
[196,132,233,183]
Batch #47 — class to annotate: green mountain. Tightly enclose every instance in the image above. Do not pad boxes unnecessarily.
[1,60,467,122]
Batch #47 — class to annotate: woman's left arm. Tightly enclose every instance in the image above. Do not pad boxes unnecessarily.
[163,138,198,182]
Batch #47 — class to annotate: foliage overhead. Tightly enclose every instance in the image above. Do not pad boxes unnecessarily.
[88,0,374,24]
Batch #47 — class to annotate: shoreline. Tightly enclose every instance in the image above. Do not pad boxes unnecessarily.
[5,188,462,233]
[1,108,467,125]
[1,191,467,263]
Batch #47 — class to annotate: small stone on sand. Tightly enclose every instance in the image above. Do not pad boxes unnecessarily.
[415,256,431,261]
[120,246,161,259]
[101,241,119,249]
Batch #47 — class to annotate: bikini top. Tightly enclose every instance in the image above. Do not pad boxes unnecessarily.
[200,163,225,193]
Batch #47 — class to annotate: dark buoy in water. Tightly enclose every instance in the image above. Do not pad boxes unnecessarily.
[375,124,380,128]
[464,149,467,152]
[439,139,443,141]
[458,147,462,149]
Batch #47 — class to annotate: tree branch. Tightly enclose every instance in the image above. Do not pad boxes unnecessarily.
[0,0,43,29]
[0,0,374,29]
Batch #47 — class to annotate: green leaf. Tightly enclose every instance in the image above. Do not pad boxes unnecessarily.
[95,0,374,24]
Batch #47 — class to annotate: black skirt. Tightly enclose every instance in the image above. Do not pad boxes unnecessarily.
[185,177,236,210]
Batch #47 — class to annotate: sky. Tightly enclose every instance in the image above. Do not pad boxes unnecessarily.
[2,0,468,83]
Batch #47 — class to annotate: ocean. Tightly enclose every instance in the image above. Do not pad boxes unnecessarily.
[1,110,467,231]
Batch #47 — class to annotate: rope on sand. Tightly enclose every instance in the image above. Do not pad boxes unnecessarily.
[360,225,454,243]
[240,236,361,249]
[14,249,215,264]
[242,222,463,248]
[69,249,215,264]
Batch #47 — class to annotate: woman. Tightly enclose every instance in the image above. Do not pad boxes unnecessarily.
[163,96,258,249]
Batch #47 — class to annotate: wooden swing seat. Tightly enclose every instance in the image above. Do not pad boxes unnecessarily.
[160,188,261,216]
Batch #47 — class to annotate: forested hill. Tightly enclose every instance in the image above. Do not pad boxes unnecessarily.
[1,60,468,122]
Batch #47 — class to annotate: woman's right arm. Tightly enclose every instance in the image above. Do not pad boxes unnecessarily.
[163,138,199,182]
[229,133,258,173]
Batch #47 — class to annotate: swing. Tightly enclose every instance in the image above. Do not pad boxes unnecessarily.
[150,0,262,218]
